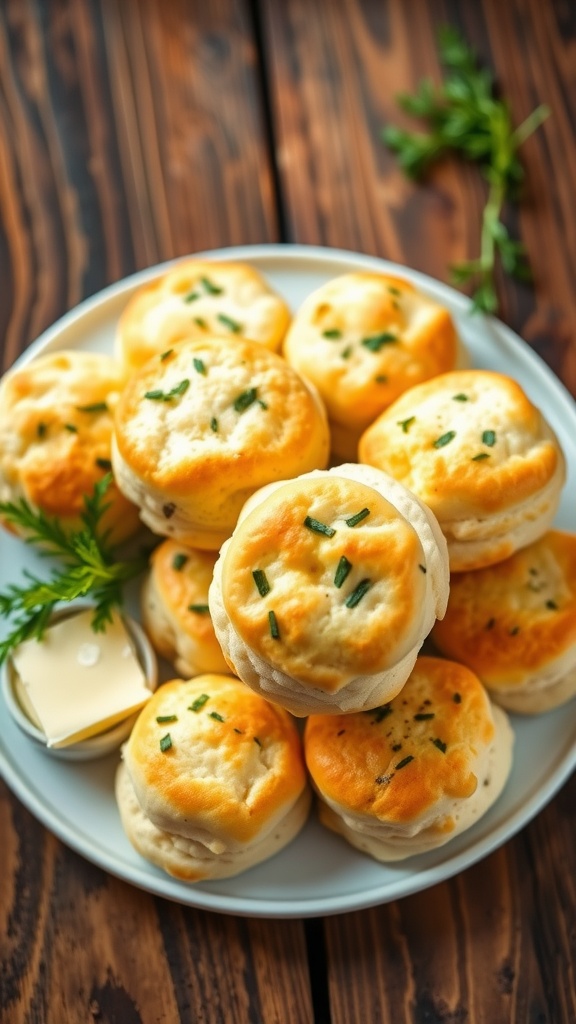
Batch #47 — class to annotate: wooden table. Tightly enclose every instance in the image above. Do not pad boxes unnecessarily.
[1,2,575,1021]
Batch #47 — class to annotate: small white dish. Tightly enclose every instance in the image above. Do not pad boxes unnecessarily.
[1,608,157,761]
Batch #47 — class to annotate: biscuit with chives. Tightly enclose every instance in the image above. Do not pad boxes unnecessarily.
[209,463,449,716]
[117,259,291,371]
[304,656,514,861]
[359,369,565,571]
[432,530,576,713]
[116,674,310,880]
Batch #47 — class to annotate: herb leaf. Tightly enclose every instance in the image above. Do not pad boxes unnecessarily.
[382,26,549,313]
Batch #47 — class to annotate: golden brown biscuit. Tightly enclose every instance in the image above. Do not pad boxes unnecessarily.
[209,463,450,715]
[141,539,229,677]
[304,656,514,861]
[283,272,462,459]
[116,674,311,880]
[112,335,330,548]
[432,530,576,713]
[0,350,139,544]
[116,259,291,371]
[359,370,565,571]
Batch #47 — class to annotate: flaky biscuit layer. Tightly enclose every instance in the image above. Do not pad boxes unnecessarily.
[141,540,229,678]
[112,335,330,547]
[304,656,514,860]
[432,530,576,712]
[359,370,565,570]
[209,463,449,715]
[0,350,139,544]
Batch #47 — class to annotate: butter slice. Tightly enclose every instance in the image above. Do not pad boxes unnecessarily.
[12,609,151,747]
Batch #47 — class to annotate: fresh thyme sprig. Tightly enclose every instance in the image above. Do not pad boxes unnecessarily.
[0,474,148,664]
[382,26,550,313]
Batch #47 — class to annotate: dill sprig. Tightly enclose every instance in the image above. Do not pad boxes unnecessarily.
[0,474,148,664]
[382,26,549,313]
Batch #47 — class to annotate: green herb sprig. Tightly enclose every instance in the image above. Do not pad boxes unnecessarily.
[382,26,549,313]
[0,474,148,664]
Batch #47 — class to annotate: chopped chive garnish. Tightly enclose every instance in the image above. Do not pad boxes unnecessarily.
[334,556,352,589]
[361,332,398,351]
[345,578,372,608]
[172,553,188,571]
[433,430,456,449]
[375,374,388,383]
[193,357,207,375]
[37,423,47,438]
[96,458,112,471]
[217,313,243,333]
[156,714,178,723]
[268,610,280,639]
[184,291,199,302]
[398,416,415,433]
[64,423,78,432]
[509,625,520,636]
[453,693,462,704]
[418,564,427,573]
[201,276,223,295]
[233,728,244,734]
[188,604,210,614]
[341,345,353,359]
[414,712,435,721]
[233,387,257,412]
[76,402,108,413]
[144,379,190,402]
[159,734,172,752]
[387,285,401,296]
[345,507,370,528]
[304,515,336,537]
[210,416,218,432]
[322,328,342,339]
[452,393,469,401]
[194,317,208,329]
[472,452,490,461]
[252,568,270,597]
[253,736,262,747]
[189,694,210,712]
[209,711,225,722]
[395,755,414,770]
[482,430,496,446]
[160,349,173,361]
[371,705,393,722]
[258,399,268,409]
[431,738,447,753]
[546,599,558,610]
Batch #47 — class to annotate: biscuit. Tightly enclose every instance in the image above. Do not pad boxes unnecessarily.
[209,463,450,716]
[359,370,566,571]
[141,539,229,677]
[283,272,462,460]
[304,655,514,861]
[116,259,291,371]
[112,335,330,548]
[432,530,576,713]
[116,674,311,880]
[0,350,140,544]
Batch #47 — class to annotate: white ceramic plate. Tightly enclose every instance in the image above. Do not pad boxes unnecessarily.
[1,244,575,919]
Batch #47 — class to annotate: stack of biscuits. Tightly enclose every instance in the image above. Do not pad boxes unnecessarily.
[2,257,571,880]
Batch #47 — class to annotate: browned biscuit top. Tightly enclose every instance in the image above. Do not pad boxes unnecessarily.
[433,530,576,686]
[124,675,307,845]
[220,475,429,691]
[304,656,495,825]
[283,271,458,429]
[358,370,563,520]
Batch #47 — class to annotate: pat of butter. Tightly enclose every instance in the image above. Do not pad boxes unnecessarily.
[12,609,151,748]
